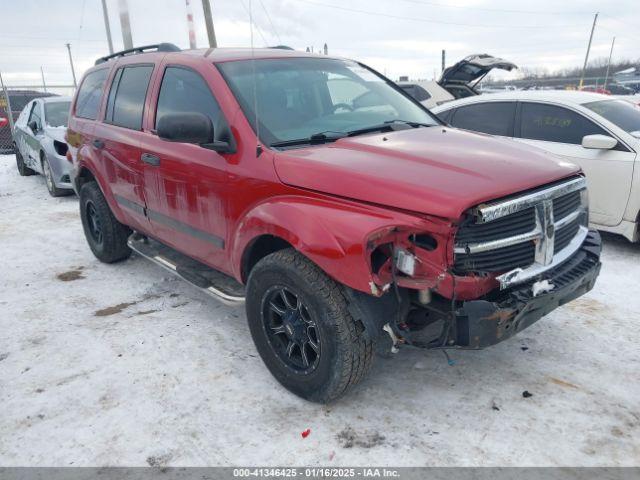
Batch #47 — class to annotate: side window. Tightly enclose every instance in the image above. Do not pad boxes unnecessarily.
[106,65,154,130]
[519,102,607,144]
[412,85,431,102]
[437,108,454,124]
[27,101,42,130]
[75,69,109,120]
[155,66,221,129]
[450,102,515,136]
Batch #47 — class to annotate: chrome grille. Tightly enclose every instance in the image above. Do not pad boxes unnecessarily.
[454,176,589,289]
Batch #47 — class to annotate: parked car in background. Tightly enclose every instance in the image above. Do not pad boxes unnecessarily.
[606,83,635,95]
[433,91,640,241]
[14,96,73,196]
[398,53,517,109]
[66,44,601,402]
[0,90,54,154]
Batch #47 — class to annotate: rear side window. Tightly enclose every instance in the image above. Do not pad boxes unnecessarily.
[519,102,606,144]
[155,66,221,129]
[450,102,515,136]
[106,65,154,130]
[75,69,108,120]
[400,84,431,102]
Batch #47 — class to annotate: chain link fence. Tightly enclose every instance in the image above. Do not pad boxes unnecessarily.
[0,83,75,154]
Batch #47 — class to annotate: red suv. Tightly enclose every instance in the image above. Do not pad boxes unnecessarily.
[67,44,602,402]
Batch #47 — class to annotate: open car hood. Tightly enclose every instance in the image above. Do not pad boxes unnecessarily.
[273,127,579,221]
[439,54,517,85]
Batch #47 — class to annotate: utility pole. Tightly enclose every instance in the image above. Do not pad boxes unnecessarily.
[603,36,616,89]
[40,66,47,93]
[66,43,77,89]
[0,70,15,135]
[441,49,446,73]
[579,12,598,89]
[202,0,217,48]
[185,0,196,49]
[101,0,114,54]
[323,43,328,55]
[118,0,134,50]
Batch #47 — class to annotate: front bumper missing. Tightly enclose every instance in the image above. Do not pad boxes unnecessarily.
[454,229,602,349]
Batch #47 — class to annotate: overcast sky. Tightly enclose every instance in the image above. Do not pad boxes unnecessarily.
[1,0,639,87]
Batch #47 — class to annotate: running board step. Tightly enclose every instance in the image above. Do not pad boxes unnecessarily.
[127,234,246,305]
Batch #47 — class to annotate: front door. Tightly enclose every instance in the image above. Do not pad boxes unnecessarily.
[514,101,635,227]
[140,64,232,270]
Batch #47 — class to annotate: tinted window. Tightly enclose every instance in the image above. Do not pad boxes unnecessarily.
[450,102,515,136]
[520,102,606,144]
[107,65,153,130]
[75,69,108,120]
[44,101,71,127]
[437,108,454,123]
[156,67,221,129]
[400,84,431,102]
[583,99,640,134]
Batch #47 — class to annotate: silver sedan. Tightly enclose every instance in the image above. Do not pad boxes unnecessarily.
[14,96,73,197]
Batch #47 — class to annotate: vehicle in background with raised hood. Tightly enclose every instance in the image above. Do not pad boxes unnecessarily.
[398,53,517,109]
[13,96,73,196]
[66,44,602,403]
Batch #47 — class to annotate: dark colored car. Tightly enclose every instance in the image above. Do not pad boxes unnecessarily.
[0,90,55,153]
[66,44,602,402]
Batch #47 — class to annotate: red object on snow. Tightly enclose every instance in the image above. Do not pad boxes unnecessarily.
[301,428,311,438]
[0,116,8,128]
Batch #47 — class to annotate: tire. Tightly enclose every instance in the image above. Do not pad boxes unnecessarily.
[16,146,35,176]
[41,154,70,197]
[246,249,373,403]
[79,181,132,263]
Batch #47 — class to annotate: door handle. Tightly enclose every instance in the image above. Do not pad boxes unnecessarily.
[93,139,105,149]
[141,153,161,166]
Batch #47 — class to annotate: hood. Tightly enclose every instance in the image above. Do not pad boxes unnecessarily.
[45,126,67,143]
[439,54,517,85]
[273,127,579,220]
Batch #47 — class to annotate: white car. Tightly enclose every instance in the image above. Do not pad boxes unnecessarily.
[398,54,517,109]
[432,91,640,241]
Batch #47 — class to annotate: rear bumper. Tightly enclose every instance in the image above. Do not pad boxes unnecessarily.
[454,229,602,349]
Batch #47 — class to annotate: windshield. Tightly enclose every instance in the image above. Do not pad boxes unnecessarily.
[583,99,640,135]
[217,57,439,147]
[44,101,71,127]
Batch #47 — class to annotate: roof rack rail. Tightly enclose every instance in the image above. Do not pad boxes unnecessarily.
[95,43,181,65]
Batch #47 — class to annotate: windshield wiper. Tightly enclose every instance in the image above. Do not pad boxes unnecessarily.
[270,131,347,148]
[270,120,433,148]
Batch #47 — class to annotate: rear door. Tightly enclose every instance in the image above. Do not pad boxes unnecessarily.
[14,100,35,163]
[93,63,155,232]
[514,101,635,226]
[139,63,232,268]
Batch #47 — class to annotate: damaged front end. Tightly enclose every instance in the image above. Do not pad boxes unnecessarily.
[359,176,602,353]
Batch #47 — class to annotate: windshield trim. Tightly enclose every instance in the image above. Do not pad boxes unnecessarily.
[215,57,443,150]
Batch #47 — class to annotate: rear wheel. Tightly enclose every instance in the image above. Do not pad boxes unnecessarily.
[16,146,35,176]
[246,249,373,403]
[41,154,69,197]
[79,181,132,263]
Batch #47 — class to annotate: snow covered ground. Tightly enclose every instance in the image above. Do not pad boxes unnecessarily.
[0,154,638,467]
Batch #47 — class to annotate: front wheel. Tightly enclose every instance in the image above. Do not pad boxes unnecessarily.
[16,146,35,176]
[246,249,373,403]
[79,181,132,263]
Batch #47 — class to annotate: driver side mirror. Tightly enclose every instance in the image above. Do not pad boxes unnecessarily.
[28,120,39,134]
[157,112,233,154]
[581,134,618,150]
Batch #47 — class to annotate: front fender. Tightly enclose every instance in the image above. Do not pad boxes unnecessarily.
[230,195,453,295]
